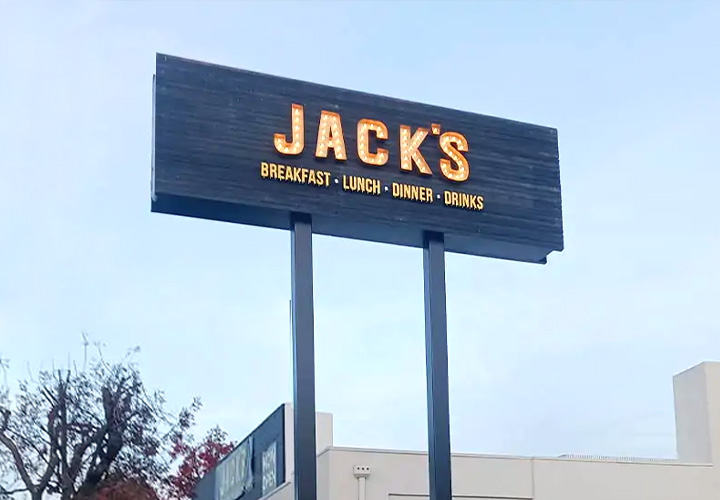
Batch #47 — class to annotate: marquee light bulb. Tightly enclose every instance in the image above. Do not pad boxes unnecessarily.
[439,131,470,182]
[315,111,347,161]
[274,103,305,155]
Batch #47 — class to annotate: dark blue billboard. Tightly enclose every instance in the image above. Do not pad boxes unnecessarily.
[195,404,286,500]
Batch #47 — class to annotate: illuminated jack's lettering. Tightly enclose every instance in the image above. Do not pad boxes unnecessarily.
[439,132,470,182]
[272,104,472,182]
[357,119,388,166]
[315,111,347,160]
[399,125,432,175]
[273,103,304,155]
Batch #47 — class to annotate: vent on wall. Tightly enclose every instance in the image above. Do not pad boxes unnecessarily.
[557,454,679,463]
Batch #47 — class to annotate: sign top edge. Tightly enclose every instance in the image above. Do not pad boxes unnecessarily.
[154,53,559,135]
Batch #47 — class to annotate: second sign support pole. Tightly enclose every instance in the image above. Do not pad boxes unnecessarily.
[291,212,318,500]
[423,231,453,500]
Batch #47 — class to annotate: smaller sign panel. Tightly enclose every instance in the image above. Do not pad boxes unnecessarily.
[152,54,564,263]
[261,441,278,496]
[216,438,253,500]
[194,405,285,500]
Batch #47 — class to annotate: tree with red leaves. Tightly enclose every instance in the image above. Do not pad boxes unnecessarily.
[0,346,201,500]
[76,476,160,500]
[77,425,235,500]
[167,426,235,500]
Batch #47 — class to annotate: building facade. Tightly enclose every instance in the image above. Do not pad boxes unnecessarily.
[201,361,720,500]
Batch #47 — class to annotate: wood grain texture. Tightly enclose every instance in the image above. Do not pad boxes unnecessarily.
[152,53,564,263]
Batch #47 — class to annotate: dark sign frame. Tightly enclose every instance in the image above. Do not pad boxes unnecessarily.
[151,53,564,500]
[152,54,563,264]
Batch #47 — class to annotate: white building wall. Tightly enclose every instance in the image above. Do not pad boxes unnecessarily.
[674,361,720,465]
[325,449,534,500]
[323,448,718,500]
[262,482,292,500]
[281,403,334,487]
[531,458,715,500]
[267,361,720,500]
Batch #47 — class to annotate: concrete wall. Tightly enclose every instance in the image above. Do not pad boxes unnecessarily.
[282,403,334,485]
[261,482,292,500]
[325,448,533,500]
[322,448,717,500]
[531,457,716,500]
[674,362,720,465]
[260,361,720,500]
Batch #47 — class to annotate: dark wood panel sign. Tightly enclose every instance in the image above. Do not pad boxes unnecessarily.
[151,54,564,263]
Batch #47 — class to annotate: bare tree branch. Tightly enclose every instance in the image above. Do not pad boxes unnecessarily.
[0,408,36,494]
[2,342,203,500]
[1,486,31,495]
[37,386,61,493]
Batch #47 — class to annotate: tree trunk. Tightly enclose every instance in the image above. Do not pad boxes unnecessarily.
[31,491,43,500]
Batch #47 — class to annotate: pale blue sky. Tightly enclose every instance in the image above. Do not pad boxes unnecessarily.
[1,0,719,460]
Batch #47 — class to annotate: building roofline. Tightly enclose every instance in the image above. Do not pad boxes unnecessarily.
[323,446,713,467]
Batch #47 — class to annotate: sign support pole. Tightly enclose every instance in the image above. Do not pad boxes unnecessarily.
[423,231,452,500]
[291,212,318,500]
